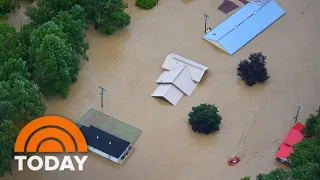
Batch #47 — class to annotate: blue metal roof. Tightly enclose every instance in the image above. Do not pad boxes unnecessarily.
[203,1,285,55]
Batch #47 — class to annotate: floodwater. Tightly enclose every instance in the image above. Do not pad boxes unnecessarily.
[3,0,320,179]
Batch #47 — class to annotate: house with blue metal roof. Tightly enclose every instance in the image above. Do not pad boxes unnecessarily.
[203,0,285,55]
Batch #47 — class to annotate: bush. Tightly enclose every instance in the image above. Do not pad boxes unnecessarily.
[240,177,251,180]
[256,168,290,180]
[237,52,269,86]
[0,0,19,14]
[188,104,222,134]
[136,0,158,9]
[81,0,131,35]
[0,13,8,20]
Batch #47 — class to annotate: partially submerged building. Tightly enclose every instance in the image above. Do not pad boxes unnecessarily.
[203,0,285,55]
[275,122,305,163]
[78,108,142,164]
[152,54,208,105]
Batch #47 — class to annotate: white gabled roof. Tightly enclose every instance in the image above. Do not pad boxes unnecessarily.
[162,53,209,83]
[156,65,197,96]
[151,84,184,106]
[155,66,185,83]
[152,54,208,106]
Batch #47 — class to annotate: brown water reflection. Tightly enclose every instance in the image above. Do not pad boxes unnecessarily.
[3,0,320,179]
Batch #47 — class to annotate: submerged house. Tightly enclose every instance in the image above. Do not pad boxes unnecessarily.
[80,125,133,164]
[78,108,142,164]
[151,54,208,106]
[203,0,285,55]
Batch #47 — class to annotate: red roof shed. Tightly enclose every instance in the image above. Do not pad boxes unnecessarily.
[275,122,305,159]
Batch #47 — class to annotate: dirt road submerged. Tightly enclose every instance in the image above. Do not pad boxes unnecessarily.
[4,0,320,179]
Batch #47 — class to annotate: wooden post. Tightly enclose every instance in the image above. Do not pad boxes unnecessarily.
[99,86,106,108]
[294,106,300,124]
[204,14,209,33]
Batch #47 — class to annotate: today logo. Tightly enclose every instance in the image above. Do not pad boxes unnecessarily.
[14,116,88,171]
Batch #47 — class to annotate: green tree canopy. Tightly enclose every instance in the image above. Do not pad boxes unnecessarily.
[240,177,251,180]
[0,0,19,14]
[30,21,67,57]
[136,0,158,9]
[302,107,320,138]
[291,162,320,180]
[188,104,222,134]
[0,74,46,124]
[0,120,19,176]
[52,10,89,60]
[290,138,320,167]
[69,4,88,28]
[0,58,30,81]
[18,24,37,63]
[256,168,290,180]
[81,0,131,34]
[0,22,24,65]
[34,34,78,98]
[25,0,58,26]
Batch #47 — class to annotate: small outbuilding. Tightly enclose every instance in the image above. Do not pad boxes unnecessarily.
[275,122,305,164]
[203,0,285,55]
[77,108,142,164]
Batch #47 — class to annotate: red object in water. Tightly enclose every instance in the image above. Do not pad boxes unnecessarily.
[228,156,240,165]
[275,122,306,161]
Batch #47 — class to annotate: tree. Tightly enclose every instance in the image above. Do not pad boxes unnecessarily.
[240,177,251,180]
[237,52,269,86]
[25,0,57,26]
[34,34,78,98]
[0,22,23,65]
[136,0,158,9]
[69,4,88,29]
[302,107,320,138]
[0,120,19,176]
[188,104,222,134]
[81,0,131,34]
[0,0,19,14]
[52,10,89,60]
[0,58,45,124]
[25,0,78,26]
[18,24,37,64]
[0,58,30,81]
[29,21,67,67]
[289,138,320,167]
[0,74,46,124]
[256,168,290,180]
[291,162,320,180]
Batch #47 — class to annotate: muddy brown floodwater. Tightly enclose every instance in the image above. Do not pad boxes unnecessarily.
[3,0,320,179]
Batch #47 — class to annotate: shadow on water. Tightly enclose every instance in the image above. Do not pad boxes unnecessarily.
[152,96,175,106]
[203,40,229,55]
[188,127,219,147]
[236,78,267,96]
[197,71,209,88]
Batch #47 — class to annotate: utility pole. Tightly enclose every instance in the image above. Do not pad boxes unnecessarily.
[204,14,209,33]
[294,106,300,123]
[99,86,106,108]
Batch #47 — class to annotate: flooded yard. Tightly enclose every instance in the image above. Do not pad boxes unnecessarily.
[3,0,320,179]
